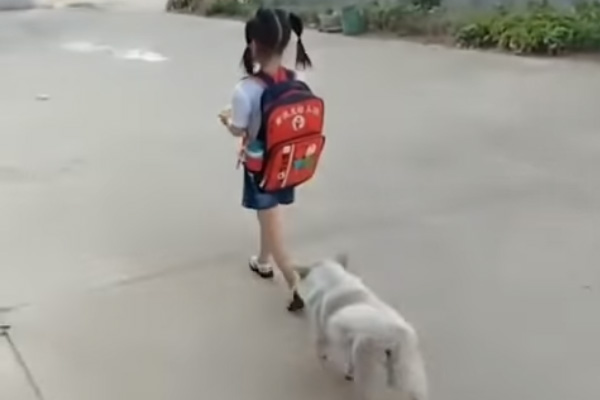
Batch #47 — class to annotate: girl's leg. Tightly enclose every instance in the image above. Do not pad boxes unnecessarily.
[257,206,304,312]
[257,212,271,264]
[242,170,301,310]
[248,211,274,279]
[257,205,295,288]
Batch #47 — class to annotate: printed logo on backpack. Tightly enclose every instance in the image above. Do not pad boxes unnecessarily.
[246,68,325,192]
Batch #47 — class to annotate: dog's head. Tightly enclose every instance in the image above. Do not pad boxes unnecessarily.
[294,252,349,280]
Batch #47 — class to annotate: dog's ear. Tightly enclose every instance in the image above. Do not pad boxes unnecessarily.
[293,264,312,280]
[334,253,349,269]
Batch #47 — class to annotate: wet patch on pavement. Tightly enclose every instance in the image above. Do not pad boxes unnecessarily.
[61,40,168,62]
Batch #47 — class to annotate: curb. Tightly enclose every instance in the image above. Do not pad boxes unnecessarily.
[0,0,38,10]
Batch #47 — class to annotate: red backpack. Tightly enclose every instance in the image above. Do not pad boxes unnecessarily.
[245,68,325,192]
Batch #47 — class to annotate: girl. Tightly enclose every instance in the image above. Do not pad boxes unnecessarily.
[219,8,312,312]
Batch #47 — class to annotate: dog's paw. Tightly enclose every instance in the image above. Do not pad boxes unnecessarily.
[316,343,327,361]
[387,375,398,388]
[344,366,354,381]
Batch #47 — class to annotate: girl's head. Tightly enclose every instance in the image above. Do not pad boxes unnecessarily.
[242,8,312,74]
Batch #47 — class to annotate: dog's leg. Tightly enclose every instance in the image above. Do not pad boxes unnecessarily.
[350,336,372,400]
[314,326,328,361]
[315,300,331,360]
[396,325,428,400]
[343,336,355,381]
[385,348,399,388]
[311,307,328,360]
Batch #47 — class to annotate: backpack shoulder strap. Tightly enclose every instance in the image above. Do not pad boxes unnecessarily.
[283,68,296,81]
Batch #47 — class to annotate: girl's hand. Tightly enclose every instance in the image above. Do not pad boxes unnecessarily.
[218,113,230,127]
[219,106,246,137]
[218,107,232,127]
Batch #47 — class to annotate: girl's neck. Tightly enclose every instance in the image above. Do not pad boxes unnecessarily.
[260,58,282,75]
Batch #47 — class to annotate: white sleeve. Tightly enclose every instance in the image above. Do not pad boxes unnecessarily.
[230,84,251,130]
[295,70,307,83]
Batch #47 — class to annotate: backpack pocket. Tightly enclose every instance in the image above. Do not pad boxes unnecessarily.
[243,140,265,173]
[259,134,325,192]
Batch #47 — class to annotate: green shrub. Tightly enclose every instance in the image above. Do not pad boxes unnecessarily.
[455,0,600,55]
[205,0,255,17]
[455,21,494,48]
[193,0,319,23]
[362,1,453,37]
[166,0,204,13]
[413,0,441,11]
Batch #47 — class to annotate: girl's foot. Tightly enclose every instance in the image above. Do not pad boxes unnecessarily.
[287,290,304,313]
[249,256,274,279]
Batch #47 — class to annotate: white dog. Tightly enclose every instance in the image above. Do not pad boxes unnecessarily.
[294,254,428,400]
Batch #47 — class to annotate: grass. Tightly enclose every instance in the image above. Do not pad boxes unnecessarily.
[166,0,600,57]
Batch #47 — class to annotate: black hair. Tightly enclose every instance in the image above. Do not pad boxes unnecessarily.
[241,8,312,75]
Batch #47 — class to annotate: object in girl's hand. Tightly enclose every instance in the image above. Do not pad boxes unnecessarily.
[218,105,232,125]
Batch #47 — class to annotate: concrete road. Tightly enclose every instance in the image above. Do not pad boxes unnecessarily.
[0,0,165,10]
[1,5,600,400]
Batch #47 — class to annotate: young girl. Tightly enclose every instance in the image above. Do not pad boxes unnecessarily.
[219,8,312,312]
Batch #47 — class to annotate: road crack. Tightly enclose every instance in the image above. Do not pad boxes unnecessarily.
[1,326,46,400]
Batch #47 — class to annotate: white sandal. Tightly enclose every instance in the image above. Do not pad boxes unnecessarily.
[248,256,274,279]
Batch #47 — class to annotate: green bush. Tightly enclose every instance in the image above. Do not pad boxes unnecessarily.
[166,0,204,13]
[205,0,255,17]
[413,0,441,11]
[173,0,452,38]
[455,1,600,55]
[362,1,453,37]
[192,0,319,23]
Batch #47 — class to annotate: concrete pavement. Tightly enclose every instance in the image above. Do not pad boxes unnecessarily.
[1,336,37,400]
[0,0,165,11]
[1,6,600,400]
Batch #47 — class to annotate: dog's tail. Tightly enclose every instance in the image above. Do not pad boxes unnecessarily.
[388,325,428,400]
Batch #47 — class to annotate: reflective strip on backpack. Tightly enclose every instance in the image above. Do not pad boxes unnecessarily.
[281,144,295,189]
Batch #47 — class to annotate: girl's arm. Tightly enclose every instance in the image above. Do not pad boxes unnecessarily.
[221,84,250,138]
[225,122,246,138]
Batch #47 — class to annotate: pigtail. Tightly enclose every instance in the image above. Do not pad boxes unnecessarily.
[289,12,312,70]
[241,45,254,75]
[241,18,258,75]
